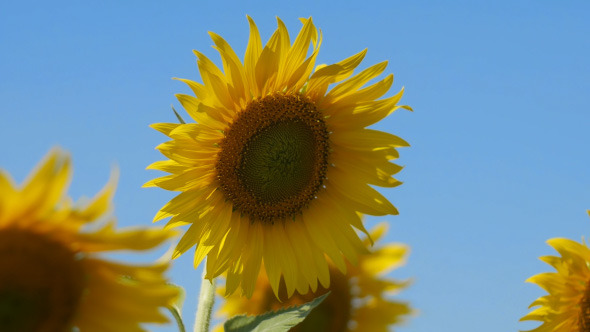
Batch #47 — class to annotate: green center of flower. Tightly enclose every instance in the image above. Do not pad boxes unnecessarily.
[0,229,85,332]
[216,93,329,223]
[239,120,317,204]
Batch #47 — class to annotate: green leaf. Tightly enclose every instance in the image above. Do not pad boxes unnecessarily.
[224,292,330,332]
[171,105,186,124]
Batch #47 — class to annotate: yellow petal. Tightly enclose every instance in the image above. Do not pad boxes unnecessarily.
[21,148,71,218]
[244,15,262,97]
[146,160,185,174]
[325,61,388,103]
[307,49,366,100]
[209,31,247,106]
[302,196,347,273]
[327,167,398,216]
[280,17,316,87]
[173,223,205,259]
[78,222,175,252]
[150,122,181,136]
[194,51,235,113]
[241,222,264,297]
[173,77,208,100]
[331,128,410,150]
[73,168,117,223]
[362,244,408,276]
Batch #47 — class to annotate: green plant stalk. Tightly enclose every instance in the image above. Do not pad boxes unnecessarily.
[194,267,216,332]
[168,305,186,332]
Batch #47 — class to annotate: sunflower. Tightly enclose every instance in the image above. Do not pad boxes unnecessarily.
[521,212,590,332]
[146,16,410,298]
[217,223,412,332]
[0,148,179,332]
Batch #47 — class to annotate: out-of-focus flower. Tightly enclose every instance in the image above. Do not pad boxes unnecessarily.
[0,149,178,331]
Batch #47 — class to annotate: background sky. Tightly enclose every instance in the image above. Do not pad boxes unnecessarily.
[1,1,590,331]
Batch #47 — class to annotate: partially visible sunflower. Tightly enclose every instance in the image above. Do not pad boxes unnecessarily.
[216,222,411,332]
[521,211,590,332]
[0,149,179,332]
[146,16,410,298]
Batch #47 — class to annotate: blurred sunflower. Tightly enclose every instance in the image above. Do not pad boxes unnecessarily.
[0,149,179,332]
[146,16,410,298]
[217,223,411,332]
[521,212,590,332]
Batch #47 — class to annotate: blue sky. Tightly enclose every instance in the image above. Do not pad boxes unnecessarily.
[1,1,589,331]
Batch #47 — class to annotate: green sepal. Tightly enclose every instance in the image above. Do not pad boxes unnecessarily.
[171,105,186,124]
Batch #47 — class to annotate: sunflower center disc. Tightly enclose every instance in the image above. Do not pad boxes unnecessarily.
[239,121,316,203]
[216,93,329,223]
[0,229,85,332]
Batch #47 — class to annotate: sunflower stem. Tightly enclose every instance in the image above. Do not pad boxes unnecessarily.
[194,267,216,332]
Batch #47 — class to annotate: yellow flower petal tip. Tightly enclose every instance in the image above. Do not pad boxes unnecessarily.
[216,225,413,332]
[0,149,179,331]
[147,16,410,298]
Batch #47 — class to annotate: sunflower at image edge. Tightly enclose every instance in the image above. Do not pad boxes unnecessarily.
[217,223,412,332]
[146,16,411,298]
[521,211,590,332]
[0,148,179,332]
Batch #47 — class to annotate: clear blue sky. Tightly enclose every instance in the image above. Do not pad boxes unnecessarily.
[1,1,589,331]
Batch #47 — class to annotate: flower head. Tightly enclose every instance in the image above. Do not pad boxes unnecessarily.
[0,149,179,331]
[521,212,590,332]
[217,223,412,332]
[147,16,410,298]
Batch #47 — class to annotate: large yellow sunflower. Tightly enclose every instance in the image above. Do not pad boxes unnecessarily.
[217,223,412,332]
[146,16,410,298]
[0,148,179,332]
[521,212,590,332]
